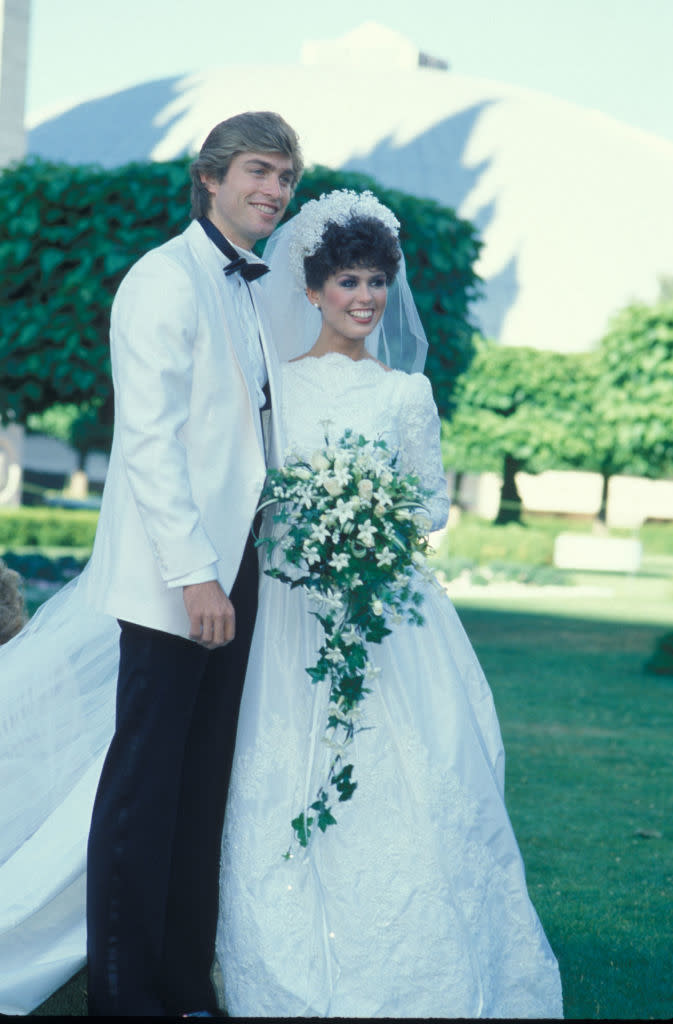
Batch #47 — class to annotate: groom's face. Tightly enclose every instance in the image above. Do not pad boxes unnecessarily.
[202,151,295,249]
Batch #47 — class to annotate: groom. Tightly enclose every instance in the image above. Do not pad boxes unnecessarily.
[83,112,303,1016]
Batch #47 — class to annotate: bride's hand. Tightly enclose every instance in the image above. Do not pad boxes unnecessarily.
[183,580,235,648]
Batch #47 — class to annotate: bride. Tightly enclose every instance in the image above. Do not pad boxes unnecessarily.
[215,190,563,1018]
[0,190,563,1018]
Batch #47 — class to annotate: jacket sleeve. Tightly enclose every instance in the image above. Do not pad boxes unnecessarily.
[109,251,219,583]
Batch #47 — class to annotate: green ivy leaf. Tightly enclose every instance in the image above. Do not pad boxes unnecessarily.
[332,764,358,802]
[291,812,314,848]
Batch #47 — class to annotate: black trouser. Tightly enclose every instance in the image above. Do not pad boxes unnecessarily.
[86,533,258,1016]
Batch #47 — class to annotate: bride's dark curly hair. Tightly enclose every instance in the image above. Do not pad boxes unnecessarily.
[304,215,401,290]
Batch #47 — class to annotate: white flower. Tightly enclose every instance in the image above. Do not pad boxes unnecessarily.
[325,647,345,664]
[314,469,332,489]
[323,476,343,498]
[333,466,351,488]
[373,488,392,507]
[357,519,376,547]
[327,700,363,725]
[310,451,330,472]
[375,546,395,568]
[358,478,374,501]
[329,552,350,572]
[293,466,312,481]
[340,626,361,646]
[335,497,357,526]
[371,598,384,616]
[322,589,344,612]
[310,522,329,544]
[413,512,432,532]
[304,546,321,566]
[349,573,363,589]
[354,453,374,474]
[322,737,350,757]
[379,469,394,487]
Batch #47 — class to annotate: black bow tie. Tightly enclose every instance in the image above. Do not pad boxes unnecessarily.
[223,254,269,281]
[198,216,269,282]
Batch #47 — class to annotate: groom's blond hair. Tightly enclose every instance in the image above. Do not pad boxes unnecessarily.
[190,111,303,219]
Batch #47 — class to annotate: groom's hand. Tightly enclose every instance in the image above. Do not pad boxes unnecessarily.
[183,579,235,648]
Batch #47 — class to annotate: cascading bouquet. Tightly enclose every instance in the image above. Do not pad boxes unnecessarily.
[256,426,436,854]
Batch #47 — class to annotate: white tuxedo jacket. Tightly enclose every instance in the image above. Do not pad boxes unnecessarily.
[83,220,284,638]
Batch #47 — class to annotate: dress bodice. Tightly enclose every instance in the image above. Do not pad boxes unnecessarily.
[280,354,450,530]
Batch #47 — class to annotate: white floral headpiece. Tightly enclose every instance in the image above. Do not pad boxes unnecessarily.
[287,189,400,289]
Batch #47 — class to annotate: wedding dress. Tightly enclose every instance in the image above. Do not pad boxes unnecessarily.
[215,353,563,1018]
[0,352,562,1017]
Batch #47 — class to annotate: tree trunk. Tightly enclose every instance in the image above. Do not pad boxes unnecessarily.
[451,470,464,509]
[495,453,524,524]
[596,472,610,524]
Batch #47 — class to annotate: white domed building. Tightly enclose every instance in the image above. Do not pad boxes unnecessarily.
[26,22,673,354]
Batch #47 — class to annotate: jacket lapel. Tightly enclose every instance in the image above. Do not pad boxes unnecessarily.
[183,221,267,459]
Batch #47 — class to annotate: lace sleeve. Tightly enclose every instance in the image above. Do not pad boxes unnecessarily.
[396,374,450,530]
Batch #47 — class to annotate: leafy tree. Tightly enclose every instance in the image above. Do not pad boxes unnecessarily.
[574,300,673,519]
[26,402,111,469]
[0,157,481,437]
[444,301,673,525]
[442,339,587,523]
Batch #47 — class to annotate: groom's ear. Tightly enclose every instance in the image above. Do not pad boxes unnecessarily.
[200,173,217,195]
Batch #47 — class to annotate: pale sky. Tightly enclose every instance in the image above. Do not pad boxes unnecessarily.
[25,0,673,144]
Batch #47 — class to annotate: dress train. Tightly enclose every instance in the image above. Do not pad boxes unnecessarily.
[0,569,118,1014]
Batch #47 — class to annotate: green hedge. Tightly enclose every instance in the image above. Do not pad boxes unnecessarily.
[2,548,88,583]
[0,507,98,548]
[434,517,557,567]
[0,158,481,426]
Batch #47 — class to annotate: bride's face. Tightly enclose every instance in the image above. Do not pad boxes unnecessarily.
[307,267,387,344]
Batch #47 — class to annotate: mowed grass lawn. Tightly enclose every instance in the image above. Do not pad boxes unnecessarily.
[453,571,673,1020]
[34,571,673,1018]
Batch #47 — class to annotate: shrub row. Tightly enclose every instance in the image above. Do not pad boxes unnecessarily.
[2,549,88,583]
[0,507,98,548]
[434,517,557,567]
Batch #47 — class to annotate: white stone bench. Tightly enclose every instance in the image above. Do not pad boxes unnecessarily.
[553,533,642,572]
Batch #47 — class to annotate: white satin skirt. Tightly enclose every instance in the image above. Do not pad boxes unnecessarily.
[217,573,563,1018]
